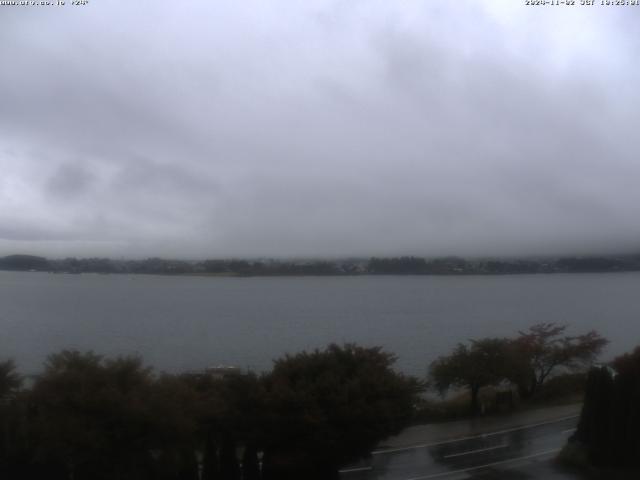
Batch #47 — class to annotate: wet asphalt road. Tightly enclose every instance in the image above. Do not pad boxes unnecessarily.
[340,415,582,480]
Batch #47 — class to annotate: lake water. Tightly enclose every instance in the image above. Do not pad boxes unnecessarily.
[1,271,638,377]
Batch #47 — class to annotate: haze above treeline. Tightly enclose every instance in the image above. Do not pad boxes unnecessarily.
[3,252,640,276]
[2,2,640,261]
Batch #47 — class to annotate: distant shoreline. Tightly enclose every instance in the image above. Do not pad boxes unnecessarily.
[2,252,640,278]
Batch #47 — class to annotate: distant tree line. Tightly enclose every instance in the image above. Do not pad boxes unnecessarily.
[0,344,422,480]
[3,253,640,276]
[0,255,351,276]
[367,255,640,275]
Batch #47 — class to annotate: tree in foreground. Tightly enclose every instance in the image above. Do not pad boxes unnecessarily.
[429,324,608,414]
[0,359,23,477]
[569,346,640,470]
[429,338,510,415]
[261,343,423,480]
[180,370,266,480]
[0,359,21,399]
[28,350,195,480]
[510,323,608,399]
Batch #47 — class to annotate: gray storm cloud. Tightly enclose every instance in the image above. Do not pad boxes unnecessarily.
[1,0,639,258]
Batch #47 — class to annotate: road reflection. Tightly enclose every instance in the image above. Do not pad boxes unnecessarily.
[341,417,578,480]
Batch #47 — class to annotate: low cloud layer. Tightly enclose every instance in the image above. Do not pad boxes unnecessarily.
[1,1,639,258]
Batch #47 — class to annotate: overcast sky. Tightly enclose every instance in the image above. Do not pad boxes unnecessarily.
[1,1,639,259]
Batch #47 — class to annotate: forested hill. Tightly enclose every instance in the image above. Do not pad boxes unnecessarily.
[2,253,640,276]
[0,254,50,271]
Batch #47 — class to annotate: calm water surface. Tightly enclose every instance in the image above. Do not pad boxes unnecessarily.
[1,271,638,376]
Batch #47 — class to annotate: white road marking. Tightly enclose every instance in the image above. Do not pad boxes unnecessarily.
[339,466,373,473]
[442,443,508,459]
[372,414,579,455]
[403,448,561,480]
[562,428,576,434]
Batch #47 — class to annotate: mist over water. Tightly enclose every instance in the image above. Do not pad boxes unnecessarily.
[3,270,637,376]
